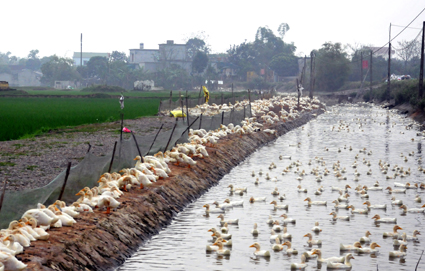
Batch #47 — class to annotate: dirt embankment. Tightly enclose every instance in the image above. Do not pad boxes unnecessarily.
[19,110,323,271]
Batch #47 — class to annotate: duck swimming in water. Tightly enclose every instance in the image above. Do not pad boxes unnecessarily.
[250,242,270,257]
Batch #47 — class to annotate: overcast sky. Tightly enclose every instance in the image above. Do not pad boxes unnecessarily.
[2,0,424,59]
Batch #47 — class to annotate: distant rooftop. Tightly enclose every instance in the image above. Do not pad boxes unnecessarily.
[72,52,109,58]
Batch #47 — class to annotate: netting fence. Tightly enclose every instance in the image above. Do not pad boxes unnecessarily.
[0,94,259,228]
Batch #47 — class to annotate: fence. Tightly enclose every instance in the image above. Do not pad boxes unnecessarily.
[0,94,256,228]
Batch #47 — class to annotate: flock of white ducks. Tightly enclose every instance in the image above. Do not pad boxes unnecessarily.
[199,103,425,270]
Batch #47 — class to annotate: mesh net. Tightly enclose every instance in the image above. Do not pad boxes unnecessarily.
[0,100,252,228]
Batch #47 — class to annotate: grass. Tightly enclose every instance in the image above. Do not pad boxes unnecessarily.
[0,97,160,141]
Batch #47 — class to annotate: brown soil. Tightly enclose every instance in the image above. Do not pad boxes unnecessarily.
[0,116,176,191]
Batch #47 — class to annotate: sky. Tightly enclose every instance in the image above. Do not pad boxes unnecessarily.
[2,0,425,59]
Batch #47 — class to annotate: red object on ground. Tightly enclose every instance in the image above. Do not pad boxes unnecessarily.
[122,127,131,133]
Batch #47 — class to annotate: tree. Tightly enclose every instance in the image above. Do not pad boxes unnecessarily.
[277,23,290,40]
[86,56,109,83]
[315,42,350,92]
[28,49,39,59]
[192,51,208,74]
[269,53,298,77]
[110,51,127,62]
[26,49,41,70]
[396,39,421,72]
[185,32,210,60]
[40,55,80,86]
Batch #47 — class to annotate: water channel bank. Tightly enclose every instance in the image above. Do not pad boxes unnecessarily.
[21,107,324,271]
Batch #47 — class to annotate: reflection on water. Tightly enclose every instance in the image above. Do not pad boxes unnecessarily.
[118,104,425,271]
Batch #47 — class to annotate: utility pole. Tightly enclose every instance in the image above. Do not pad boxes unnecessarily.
[370,50,373,92]
[80,33,83,67]
[360,51,363,86]
[419,21,424,98]
[387,23,392,100]
[309,51,314,99]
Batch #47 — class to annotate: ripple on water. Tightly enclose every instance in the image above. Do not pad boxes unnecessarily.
[118,104,425,271]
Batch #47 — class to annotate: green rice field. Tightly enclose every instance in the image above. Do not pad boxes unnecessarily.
[0,97,160,141]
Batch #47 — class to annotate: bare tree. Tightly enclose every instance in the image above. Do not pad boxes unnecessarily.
[396,39,421,70]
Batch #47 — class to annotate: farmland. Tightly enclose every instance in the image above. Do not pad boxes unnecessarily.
[0,97,160,141]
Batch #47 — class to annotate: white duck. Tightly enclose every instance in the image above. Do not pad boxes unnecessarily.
[271,237,284,251]
[391,196,403,205]
[304,233,322,245]
[297,185,307,193]
[280,213,296,224]
[406,230,420,241]
[332,200,348,209]
[282,241,298,254]
[270,201,288,210]
[312,249,344,263]
[399,204,425,213]
[223,198,243,207]
[0,251,27,270]
[251,223,259,235]
[340,242,362,251]
[250,242,270,257]
[393,232,407,246]
[304,197,327,206]
[205,238,227,251]
[311,221,322,232]
[389,244,407,257]
[329,212,350,221]
[359,231,372,243]
[290,254,307,270]
[383,225,403,238]
[363,200,387,209]
[372,214,396,223]
[217,214,238,226]
[347,205,368,214]
[272,221,283,232]
[203,204,224,214]
[355,242,380,253]
[249,197,267,203]
[327,253,354,269]
[211,240,230,255]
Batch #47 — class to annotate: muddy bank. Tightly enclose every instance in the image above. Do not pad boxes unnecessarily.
[21,110,323,271]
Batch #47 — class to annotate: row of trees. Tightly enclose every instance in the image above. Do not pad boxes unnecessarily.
[0,28,422,92]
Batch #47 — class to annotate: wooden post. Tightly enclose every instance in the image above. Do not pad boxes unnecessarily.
[58,162,72,201]
[164,119,178,152]
[120,113,124,141]
[185,95,189,125]
[231,83,234,104]
[419,21,425,98]
[199,113,203,129]
[221,111,224,125]
[296,78,300,108]
[360,51,363,87]
[309,51,314,99]
[198,85,203,105]
[87,143,91,153]
[0,179,7,214]
[387,42,392,100]
[370,51,373,92]
[169,91,172,106]
[108,141,117,173]
[180,116,200,136]
[131,131,142,159]
[243,105,246,119]
[146,124,163,155]
[248,89,252,117]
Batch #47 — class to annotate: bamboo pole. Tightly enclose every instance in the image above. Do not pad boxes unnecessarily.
[131,131,142,159]
[58,162,72,201]
[108,141,118,173]
[146,124,163,155]
[199,113,203,129]
[0,179,8,214]
[164,119,178,152]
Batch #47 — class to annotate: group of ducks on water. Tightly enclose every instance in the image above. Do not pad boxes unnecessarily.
[0,95,319,271]
[200,105,425,270]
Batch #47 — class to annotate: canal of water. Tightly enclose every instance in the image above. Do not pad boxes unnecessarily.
[118,103,425,271]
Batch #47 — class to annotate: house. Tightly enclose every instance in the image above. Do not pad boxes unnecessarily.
[0,66,42,87]
[129,40,191,73]
[73,52,110,66]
